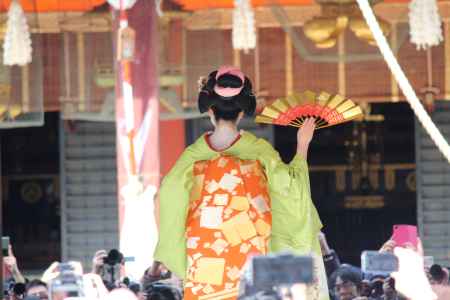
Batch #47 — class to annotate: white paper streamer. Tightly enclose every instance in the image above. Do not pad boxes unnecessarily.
[3,0,32,66]
[232,0,256,51]
[107,0,138,10]
[409,0,443,50]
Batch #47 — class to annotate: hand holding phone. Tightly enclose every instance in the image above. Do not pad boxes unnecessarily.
[392,225,418,249]
[2,236,10,257]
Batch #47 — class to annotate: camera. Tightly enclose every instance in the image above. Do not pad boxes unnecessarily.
[101,249,124,291]
[103,249,124,266]
[48,263,84,300]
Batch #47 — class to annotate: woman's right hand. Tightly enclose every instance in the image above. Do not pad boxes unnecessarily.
[296,118,316,160]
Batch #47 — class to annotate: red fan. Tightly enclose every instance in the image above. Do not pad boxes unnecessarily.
[255,90,363,129]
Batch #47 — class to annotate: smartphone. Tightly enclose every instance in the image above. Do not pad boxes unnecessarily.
[2,236,10,257]
[251,253,314,289]
[361,251,399,276]
[48,263,84,300]
[392,225,418,248]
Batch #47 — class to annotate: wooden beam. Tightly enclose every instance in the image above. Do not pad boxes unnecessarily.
[0,2,448,33]
[184,2,450,30]
[0,12,111,35]
[185,6,319,30]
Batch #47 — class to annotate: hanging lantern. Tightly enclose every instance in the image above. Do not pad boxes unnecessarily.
[106,0,138,10]
[3,0,32,66]
[408,0,443,50]
[232,0,256,52]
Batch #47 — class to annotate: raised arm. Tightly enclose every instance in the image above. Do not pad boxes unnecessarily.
[296,118,315,161]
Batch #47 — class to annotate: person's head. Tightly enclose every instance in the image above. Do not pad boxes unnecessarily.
[360,279,371,297]
[145,282,182,300]
[26,279,49,300]
[382,277,397,299]
[198,66,256,127]
[102,288,138,300]
[429,264,450,285]
[369,276,385,298]
[333,265,362,300]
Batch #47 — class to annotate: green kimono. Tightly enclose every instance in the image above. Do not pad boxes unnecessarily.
[154,131,329,300]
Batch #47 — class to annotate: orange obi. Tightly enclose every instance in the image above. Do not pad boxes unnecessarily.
[184,155,272,300]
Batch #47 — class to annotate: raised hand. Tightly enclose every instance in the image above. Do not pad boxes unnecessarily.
[391,239,437,300]
[297,118,316,160]
[4,245,25,283]
[92,249,108,274]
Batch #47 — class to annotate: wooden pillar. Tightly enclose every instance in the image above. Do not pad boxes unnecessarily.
[161,18,185,177]
[445,21,450,99]
[338,32,346,97]
[254,28,261,92]
[233,49,241,68]
[285,32,293,96]
[21,65,30,113]
[77,32,85,112]
[115,0,160,278]
[390,22,400,102]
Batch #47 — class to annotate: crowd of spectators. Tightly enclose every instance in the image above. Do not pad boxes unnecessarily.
[2,232,449,300]
[319,232,450,300]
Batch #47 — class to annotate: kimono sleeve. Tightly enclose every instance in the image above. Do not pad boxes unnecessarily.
[153,149,194,279]
[255,139,323,254]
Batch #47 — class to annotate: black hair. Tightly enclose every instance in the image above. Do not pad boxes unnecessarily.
[13,282,27,296]
[26,279,47,291]
[145,282,182,300]
[430,264,445,283]
[198,70,256,121]
[332,265,363,288]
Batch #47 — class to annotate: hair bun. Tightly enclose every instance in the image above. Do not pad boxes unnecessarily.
[197,69,256,117]
[216,73,243,89]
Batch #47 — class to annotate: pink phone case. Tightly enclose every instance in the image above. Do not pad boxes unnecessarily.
[392,225,418,248]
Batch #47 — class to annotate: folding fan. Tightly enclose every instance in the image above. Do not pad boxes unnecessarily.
[255,90,363,129]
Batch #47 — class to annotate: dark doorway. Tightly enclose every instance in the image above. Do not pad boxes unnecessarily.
[275,103,417,266]
[1,112,60,270]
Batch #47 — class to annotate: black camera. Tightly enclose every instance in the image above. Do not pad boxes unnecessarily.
[103,249,124,266]
[101,249,124,291]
